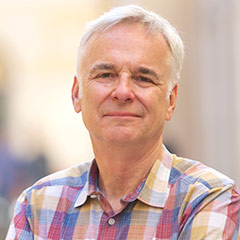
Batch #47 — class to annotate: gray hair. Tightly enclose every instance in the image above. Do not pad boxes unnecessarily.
[76,4,184,94]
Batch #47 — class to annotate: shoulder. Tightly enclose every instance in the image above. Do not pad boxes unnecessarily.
[22,161,92,201]
[166,155,240,239]
[7,162,93,239]
[167,154,239,211]
[35,161,91,186]
[170,154,235,190]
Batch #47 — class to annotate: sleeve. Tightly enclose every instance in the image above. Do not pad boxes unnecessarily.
[178,183,240,240]
[5,191,33,240]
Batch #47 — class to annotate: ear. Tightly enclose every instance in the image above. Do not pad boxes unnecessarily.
[165,84,178,121]
[72,76,81,113]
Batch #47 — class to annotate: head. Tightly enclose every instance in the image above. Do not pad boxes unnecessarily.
[75,4,184,97]
[72,5,184,147]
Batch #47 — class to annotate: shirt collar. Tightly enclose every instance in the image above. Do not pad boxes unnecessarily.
[137,147,172,207]
[74,146,173,208]
[74,160,99,208]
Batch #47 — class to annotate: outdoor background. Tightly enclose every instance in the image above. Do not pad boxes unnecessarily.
[1,0,240,238]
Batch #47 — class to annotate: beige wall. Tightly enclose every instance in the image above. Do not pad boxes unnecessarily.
[0,0,239,184]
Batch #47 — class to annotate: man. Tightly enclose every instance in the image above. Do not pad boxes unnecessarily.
[6,5,240,239]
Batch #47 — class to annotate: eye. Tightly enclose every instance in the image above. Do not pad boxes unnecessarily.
[136,76,154,84]
[140,76,151,82]
[100,73,112,78]
[93,72,116,83]
[98,72,115,79]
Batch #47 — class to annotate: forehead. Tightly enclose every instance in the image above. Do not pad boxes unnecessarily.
[80,22,171,75]
[90,22,166,45]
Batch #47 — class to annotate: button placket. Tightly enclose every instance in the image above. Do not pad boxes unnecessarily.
[108,217,115,226]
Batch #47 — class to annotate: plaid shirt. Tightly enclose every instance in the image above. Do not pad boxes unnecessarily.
[6,148,240,239]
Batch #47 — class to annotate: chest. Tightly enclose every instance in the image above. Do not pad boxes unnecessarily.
[32,198,179,240]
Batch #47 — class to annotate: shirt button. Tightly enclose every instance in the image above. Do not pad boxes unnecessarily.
[90,194,97,199]
[108,218,115,226]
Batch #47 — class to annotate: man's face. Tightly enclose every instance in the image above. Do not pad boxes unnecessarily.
[72,23,177,146]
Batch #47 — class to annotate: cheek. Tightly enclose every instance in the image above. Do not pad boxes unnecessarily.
[144,94,169,119]
[82,83,110,111]
[137,88,165,108]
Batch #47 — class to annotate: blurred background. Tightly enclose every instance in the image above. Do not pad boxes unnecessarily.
[0,0,240,238]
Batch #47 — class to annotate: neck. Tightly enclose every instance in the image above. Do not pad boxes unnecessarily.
[91,138,163,212]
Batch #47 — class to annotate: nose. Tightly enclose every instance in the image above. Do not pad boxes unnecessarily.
[111,73,135,103]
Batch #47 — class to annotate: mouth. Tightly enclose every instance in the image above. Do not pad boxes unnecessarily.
[104,112,141,118]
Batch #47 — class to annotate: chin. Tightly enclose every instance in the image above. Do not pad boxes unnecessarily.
[104,128,140,143]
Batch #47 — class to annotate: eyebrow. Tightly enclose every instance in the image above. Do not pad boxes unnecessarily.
[91,63,115,72]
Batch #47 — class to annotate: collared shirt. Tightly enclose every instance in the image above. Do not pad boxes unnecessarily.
[6,148,240,239]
